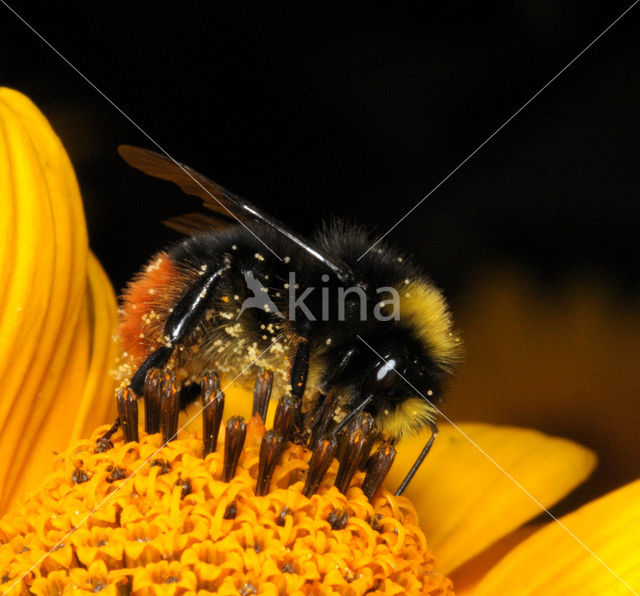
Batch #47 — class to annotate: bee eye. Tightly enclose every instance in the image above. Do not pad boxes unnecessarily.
[363,357,402,395]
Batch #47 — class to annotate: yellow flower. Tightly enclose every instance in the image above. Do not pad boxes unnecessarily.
[1,88,638,594]
[0,88,119,514]
[1,416,454,595]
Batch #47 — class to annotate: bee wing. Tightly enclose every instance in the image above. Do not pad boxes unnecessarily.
[163,212,229,236]
[119,145,352,282]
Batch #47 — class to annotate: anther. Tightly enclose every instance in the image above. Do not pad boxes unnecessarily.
[201,372,224,455]
[252,368,273,422]
[335,413,375,494]
[358,432,379,471]
[273,395,300,445]
[361,441,397,500]
[308,394,335,448]
[302,436,337,498]
[256,430,285,496]
[117,387,139,443]
[150,459,171,475]
[331,394,373,436]
[223,500,237,519]
[327,508,349,530]
[370,513,384,533]
[343,412,375,468]
[106,467,126,483]
[240,582,257,596]
[97,418,120,444]
[223,416,247,482]
[174,477,192,498]
[276,506,293,527]
[94,437,113,453]
[143,368,163,434]
[72,468,89,485]
[160,373,179,444]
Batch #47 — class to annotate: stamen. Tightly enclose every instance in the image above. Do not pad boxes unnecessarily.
[150,459,171,475]
[116,387,139,443]
[160,372,179,444]
[143,368,163,434]
[361,441,397,500]
[336,411,373,468]
[174,477,192,498]
[240,582,258,596]
[331,394,373,436]
[276,506,293,527]
[72,468,89,485]
[223,500,237,519]
[303,346,358,442]
[97,418,120,445]
[106,466,126,483]
[251,368,273,422]
[94,437,114,453]
[273,395,300,445]
[301,392,324,442]
[350,412,376,469]
[302,436,337,498]
[327,508,349,530]
[223,416,247,482]
[201,371,224,456]
[358,428,379,471]
[256,430,285,496]
[308,393,335,448]
[335,413,375,494]
[370,513,384,533]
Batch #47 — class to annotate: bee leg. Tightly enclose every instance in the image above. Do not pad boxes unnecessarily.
[100,265,228,444]
[178,382,201,409]
[290,338,310,401]
[305,393,334,447]
[331,394,373,436]
[394,421,438,496]
[130,264,229,395]
[303,347,359,444]
[129,346,174,395]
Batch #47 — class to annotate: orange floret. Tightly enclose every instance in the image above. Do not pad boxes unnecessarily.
[0,421,454,595]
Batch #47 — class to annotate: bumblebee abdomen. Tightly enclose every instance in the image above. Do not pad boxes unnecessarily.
[117,233,296,392]
[119,251,196,367]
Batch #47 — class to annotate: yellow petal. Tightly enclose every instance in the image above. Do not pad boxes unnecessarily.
[0,89,118,512]
[451,524,542,595]
[70,253,119,440]
[473,479,640,594]
[386,423,596,573]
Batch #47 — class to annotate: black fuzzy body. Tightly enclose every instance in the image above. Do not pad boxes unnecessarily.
[152,220,451,438]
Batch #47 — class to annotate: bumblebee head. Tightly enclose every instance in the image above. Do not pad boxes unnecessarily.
[319,277,462,441]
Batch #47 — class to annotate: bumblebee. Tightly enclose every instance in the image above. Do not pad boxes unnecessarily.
[115,146,461,488]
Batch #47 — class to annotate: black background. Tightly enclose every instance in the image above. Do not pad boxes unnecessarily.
[2,3,638,296]
[2,2,640,511]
